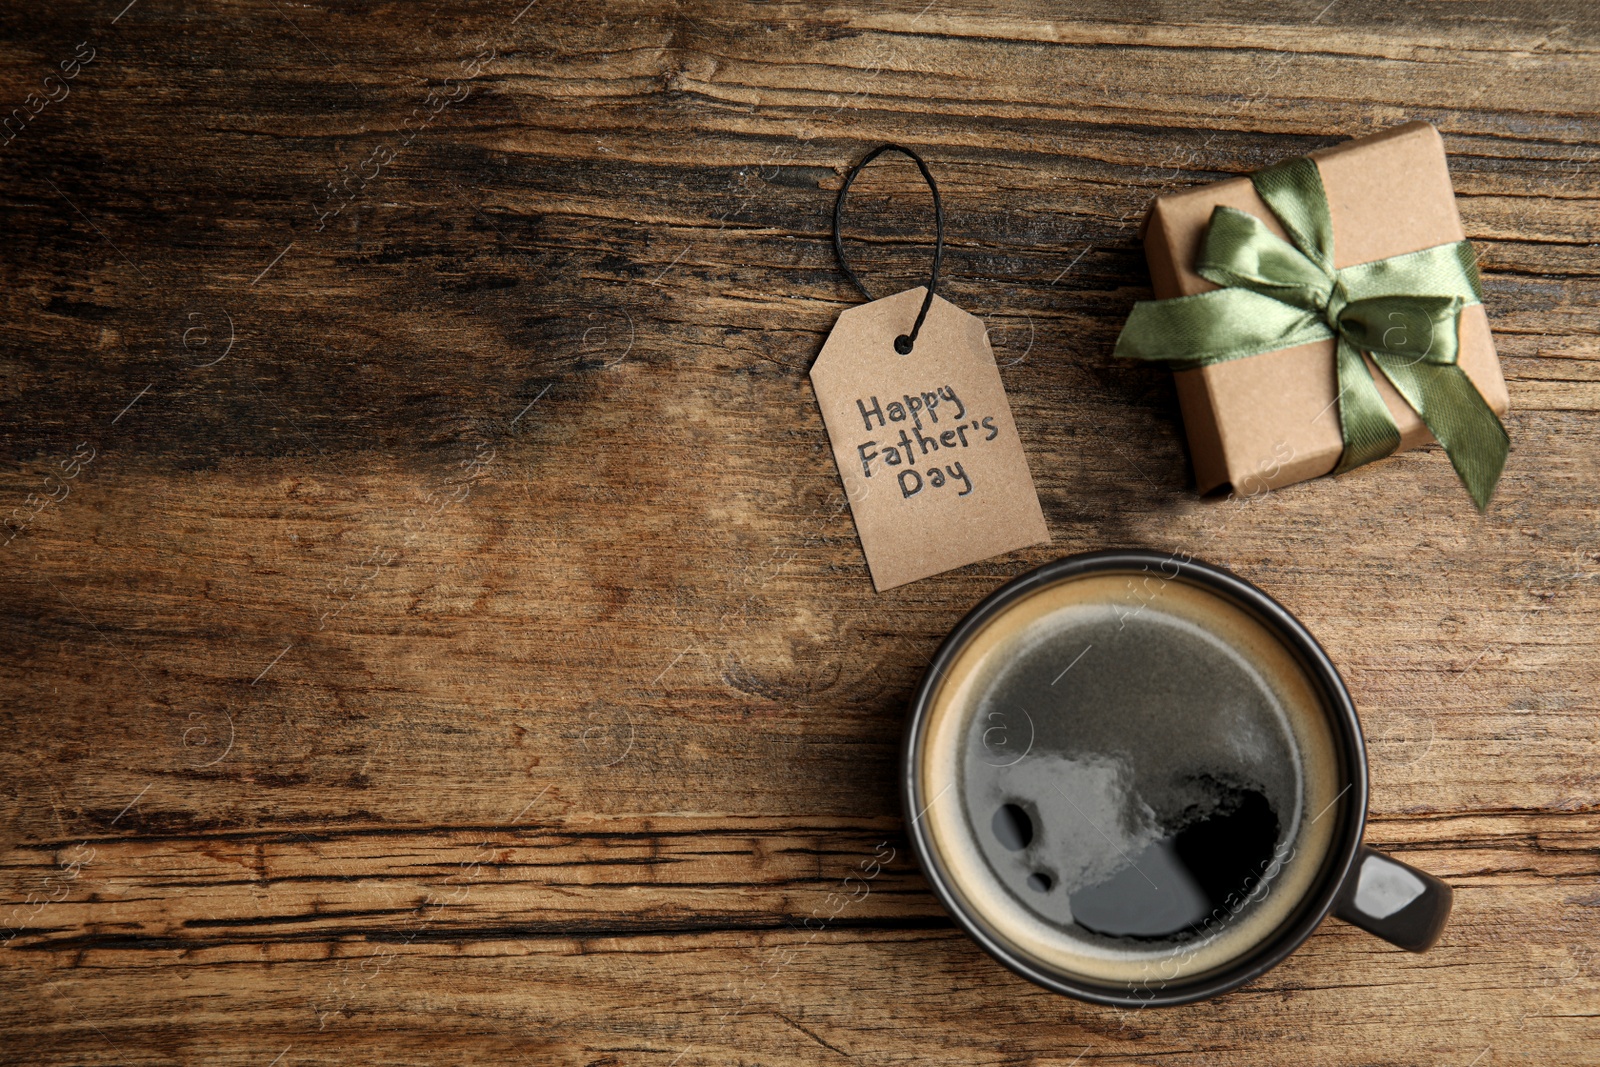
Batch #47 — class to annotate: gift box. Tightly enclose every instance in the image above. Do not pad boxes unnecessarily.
[1118,121,1510,507]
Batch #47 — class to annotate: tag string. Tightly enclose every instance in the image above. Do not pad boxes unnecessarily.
[832,143,944,355]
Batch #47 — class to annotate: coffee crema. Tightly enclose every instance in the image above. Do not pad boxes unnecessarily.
[918,571,1345,985]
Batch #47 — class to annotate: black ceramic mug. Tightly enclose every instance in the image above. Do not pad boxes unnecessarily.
[902,550,1451,1006]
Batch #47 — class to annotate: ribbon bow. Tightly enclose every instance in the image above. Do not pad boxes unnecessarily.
[1114,156,1508,509]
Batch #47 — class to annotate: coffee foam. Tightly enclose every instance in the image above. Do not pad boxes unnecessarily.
[918,571,1344,986]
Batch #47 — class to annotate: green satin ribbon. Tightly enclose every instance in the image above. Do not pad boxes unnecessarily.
[1115,155,1508,510]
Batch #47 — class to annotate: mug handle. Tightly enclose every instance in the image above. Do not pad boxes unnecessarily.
[1332,845,1453,952]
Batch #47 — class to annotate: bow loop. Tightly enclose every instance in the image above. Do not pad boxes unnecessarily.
[1334,295,1465,367]
[1196,206,1333,313]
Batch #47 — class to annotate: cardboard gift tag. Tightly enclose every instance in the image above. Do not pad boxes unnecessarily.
[811,286,1049,591]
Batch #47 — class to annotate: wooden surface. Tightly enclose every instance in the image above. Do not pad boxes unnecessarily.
[2,1,1598,1063]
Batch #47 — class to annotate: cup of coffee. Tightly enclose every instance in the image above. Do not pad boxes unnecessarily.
[902,549,1452,1006]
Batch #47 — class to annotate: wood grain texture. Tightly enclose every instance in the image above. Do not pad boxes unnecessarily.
[1,0,1597,1063]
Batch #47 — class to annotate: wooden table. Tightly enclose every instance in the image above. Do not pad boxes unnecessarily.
[3,1,1597,1063]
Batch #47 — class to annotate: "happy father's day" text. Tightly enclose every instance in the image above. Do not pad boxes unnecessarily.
[853,385,999,499]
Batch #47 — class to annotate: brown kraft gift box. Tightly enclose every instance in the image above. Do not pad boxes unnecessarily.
[1139,121,1510,495]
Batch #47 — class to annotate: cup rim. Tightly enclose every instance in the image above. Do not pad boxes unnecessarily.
[901,549,1371,1007]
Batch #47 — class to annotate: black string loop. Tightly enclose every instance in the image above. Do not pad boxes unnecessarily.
[832,143,944,355]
